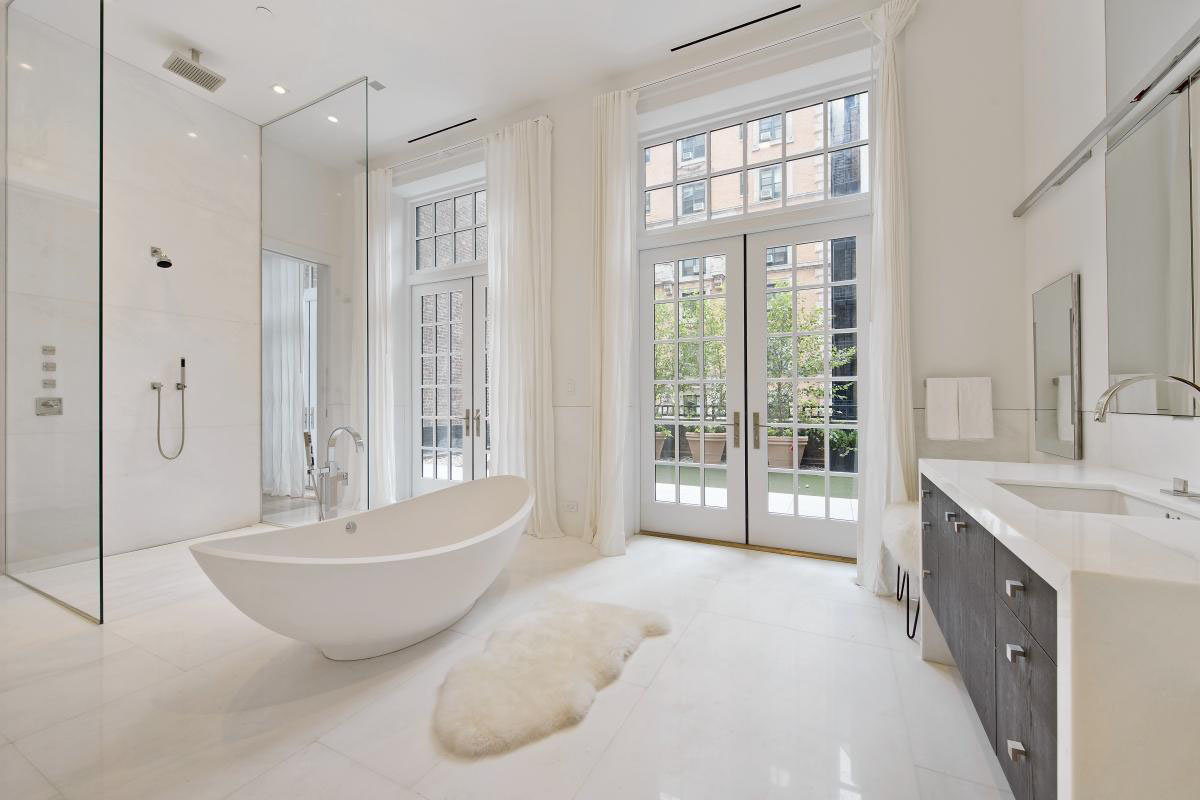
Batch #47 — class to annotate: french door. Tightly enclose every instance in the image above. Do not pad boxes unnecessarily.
[411,276,491,494]
[640,218,867,557]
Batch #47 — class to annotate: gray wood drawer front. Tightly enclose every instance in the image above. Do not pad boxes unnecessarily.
[995,601,1058,800]
[995,540,1058,663]
[943,496,997,750]
[920,476,940,615]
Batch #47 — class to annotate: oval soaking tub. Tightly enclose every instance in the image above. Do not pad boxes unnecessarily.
[191,476,533,660]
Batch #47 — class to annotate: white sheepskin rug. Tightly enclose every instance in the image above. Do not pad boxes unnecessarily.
[432,594,670,757]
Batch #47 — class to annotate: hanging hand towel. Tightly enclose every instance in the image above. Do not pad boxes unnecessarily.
[925,378,959,440]
[958,377,994,440]
[1056,375,1074,442]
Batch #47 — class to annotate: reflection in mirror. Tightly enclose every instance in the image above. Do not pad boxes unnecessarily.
[1033,274,1081,459]
[1106,80,1198,415]
[261,82,368,525]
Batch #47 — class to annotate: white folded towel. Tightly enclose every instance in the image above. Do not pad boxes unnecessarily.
[958,377,994,440]
[925,378,959,440]
[1056,375,1074,441]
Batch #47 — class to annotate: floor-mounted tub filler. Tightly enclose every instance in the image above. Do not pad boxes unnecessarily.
[192,476,534,660]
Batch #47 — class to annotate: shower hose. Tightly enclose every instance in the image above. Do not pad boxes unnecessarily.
[152,381,186,460]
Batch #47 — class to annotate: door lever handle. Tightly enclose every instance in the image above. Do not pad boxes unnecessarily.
[732,411,741,447]
[752,412,761,448]
[474,409,482,437]
[464,408,472,437]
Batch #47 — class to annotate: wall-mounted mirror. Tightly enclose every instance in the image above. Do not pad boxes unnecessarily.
[1034,274,1082,459]
[1105,74,1199,415]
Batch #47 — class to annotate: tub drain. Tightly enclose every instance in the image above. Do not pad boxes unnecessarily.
[345,521,357,533]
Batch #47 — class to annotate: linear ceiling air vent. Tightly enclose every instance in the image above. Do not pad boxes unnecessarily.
[162,48,226,92]
[670,3,803,52]
[407,117,477,144]
[368,80,387,91]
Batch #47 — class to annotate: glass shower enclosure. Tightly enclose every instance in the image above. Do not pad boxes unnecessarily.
[260,80,369,526]
[3,0,103,621]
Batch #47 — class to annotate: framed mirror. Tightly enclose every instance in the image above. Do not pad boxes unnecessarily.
[1033,274,1082,459]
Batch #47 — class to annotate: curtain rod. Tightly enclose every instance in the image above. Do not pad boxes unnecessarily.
[385,13,866,173]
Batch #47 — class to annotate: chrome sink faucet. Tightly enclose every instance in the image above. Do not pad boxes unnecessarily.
[308,426,364,521]
[1093,373,1200,421]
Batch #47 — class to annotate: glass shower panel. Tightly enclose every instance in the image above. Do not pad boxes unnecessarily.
[3,0,103,620]
[260,81,368,525]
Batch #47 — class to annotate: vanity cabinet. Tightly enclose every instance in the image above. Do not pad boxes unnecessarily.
[920,476,1057,800]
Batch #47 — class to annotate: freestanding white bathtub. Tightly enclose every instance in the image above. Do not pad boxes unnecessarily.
[191,476,534,660]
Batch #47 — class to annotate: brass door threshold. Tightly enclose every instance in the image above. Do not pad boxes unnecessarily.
[639,530,856,564]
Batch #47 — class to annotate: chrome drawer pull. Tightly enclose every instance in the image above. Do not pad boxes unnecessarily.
[1006,740,1027,762]
[922,520,931,530]
[952,521,967,532]
[1005,579,1025,598]
[1006,643,1027,662]
[921,569,931,577]
[921,489,932,498]
[944,511,957,522]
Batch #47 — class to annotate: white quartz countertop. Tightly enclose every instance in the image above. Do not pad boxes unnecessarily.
[919,459,1200,590]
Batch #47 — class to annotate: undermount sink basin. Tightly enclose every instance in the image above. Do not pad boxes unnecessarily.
[993,481,1200,521]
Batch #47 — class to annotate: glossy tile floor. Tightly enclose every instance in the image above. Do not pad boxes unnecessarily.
[0,529,1013,799]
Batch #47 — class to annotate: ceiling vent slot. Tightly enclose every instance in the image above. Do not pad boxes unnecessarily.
[670,3,803,52]
[368,80,387,91]
[407,117,477,144]
[162,48,226,93]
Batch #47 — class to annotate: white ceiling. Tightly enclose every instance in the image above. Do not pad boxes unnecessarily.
[100,0,842,159]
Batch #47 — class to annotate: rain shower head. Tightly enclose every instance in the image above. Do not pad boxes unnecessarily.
[162,48,226,93]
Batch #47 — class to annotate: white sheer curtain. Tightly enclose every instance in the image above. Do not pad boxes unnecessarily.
[367,167,397,506]
[587,89,639,556]
[261,251,308,497]
[858,0,920,594]
[487,116,563,538]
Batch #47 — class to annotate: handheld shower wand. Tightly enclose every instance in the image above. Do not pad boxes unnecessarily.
[151,358,187,460]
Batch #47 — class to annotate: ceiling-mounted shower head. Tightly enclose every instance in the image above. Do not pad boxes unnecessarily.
[162,48,226,93]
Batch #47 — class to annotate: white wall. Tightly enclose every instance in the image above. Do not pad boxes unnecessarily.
[101,56,261,554]
[1022,0,1200,480]
[372,0,1032,536]
[904,0,1029,463]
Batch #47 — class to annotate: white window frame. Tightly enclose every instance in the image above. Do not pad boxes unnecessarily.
[638,80,872,248]
[406,178,488,286]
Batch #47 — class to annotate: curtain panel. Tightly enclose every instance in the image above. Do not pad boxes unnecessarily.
[486,116,563,538]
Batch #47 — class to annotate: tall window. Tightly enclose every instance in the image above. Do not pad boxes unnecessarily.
[643,91,870,230]
[414,189,487,270]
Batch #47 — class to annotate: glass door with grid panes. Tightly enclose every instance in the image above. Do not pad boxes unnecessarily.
[640,238,746,542]
[412,277,490,494]
[746,221,867,556]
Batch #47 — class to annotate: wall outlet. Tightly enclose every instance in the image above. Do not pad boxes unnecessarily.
[562,500,579,514]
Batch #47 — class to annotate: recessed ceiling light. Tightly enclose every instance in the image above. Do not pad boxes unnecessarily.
[327,115,339,124]
[18,62,32,70]
[187,131,198,138]
[271,84,288,95]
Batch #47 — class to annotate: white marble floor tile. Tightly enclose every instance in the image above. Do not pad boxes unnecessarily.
[576,611,921,800]
[916,767,1015,799]
[890,647,1009,790]
[14,630,464,800]
[319,634,487,787]
[0,532,1009,800]
[226,742,420,799]
[706,578,891,647]
[0,743,61,800]
[0,645,181,740]
[105,591,273,670]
